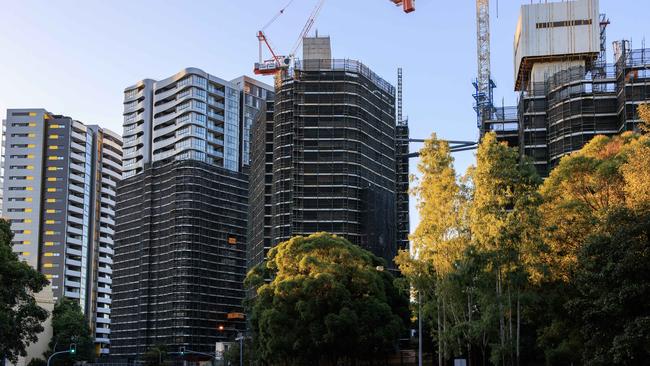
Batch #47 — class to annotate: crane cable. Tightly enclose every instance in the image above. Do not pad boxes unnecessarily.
[261,0,295,31]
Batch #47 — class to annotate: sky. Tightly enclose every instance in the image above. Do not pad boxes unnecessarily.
[0,0,648,233]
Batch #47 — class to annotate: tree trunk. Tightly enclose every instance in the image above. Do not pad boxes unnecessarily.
[497,269,505,366]
[468,291,472,366]
[438,298,443,366]
[508,283,513,366]
[516,290,521,366]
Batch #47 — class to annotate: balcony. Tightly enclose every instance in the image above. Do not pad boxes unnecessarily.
[96,317,111,325]
[64,291,81,299]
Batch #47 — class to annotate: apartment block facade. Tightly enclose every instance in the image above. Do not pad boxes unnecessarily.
[112,69,273,357]
[1,108,122,355]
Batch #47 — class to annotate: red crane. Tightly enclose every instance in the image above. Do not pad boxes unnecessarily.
[391,0,415,13]
[253,0,414,76]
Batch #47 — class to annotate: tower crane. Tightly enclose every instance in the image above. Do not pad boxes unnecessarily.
[390,0,415,13]
[473,0,496,132]
[253,0,326,76]
[254,0,415,76]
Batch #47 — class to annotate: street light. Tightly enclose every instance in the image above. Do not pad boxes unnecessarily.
[47,344,76,366]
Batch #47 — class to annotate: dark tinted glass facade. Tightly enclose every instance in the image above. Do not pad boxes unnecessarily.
[257,59,406,268]
[247,100,275,270]
[111,160,248,357]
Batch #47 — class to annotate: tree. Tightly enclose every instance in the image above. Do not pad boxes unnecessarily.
[637,103,650,133]
[46,298,94,364]
[570,208,650,365]
[539,132,650,279]
[0,218,49,363]
[246,232,409,365]
[535,132,650,364]
[398,133,542,366]
[26,358,47,366]
[142,345,168,366]
[223,339,251,366]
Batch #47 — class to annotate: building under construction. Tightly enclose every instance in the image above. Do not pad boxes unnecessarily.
[248,36,409,270]
[487,0,650,177]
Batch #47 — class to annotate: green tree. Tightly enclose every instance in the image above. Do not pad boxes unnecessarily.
[0,218,49,363]
[224,339,251,366]
[570,208,650,365]
[398,133,542,366]
[142,345,168,366]
[46,298,94,364]
[26,358,47,366]
[535,132,650,364]
[246,232,409,365]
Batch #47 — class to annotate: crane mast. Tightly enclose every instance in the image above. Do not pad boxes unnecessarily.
[474,0,495,132]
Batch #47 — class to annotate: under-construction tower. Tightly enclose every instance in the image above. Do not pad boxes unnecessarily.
[512,0,650,177]
[248,37,408,269]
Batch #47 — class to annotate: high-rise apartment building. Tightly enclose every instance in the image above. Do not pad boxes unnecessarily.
[500,0,650,177]
[248,37,409,271]
[112,68,272,357]
[1,108,122,356]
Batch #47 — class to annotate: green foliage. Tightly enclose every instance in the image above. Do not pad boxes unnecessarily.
[0,218,49,363]
[46,298,94,364]
[26,358,47,366]
[142,345,168,366]
[224,339,252,366]
[404,130,650,365]
[247,232,408,365]
[399,133,543,366]
[570,208,650,365]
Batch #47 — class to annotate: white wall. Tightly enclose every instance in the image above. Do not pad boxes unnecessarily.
[514,0,600,85]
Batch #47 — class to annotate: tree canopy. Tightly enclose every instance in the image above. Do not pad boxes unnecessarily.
[0,218,49,363]
[399,130,650,365]
[246,232,409,366]
[46,298,94,364]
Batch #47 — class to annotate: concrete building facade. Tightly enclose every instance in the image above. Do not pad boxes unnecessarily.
[1,108,122,355]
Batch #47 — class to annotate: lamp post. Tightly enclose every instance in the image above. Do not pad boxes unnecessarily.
[47,344,76,366]
[235,333,244,366]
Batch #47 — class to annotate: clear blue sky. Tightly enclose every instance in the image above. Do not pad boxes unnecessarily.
[1,0,647,233]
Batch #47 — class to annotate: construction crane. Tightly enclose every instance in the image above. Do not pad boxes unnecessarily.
[254,0,415,76]
[390,0,415,13]
[473,0,496,132]
[254,0,326,76]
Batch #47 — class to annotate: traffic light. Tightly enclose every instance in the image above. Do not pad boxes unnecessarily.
[69,344,76,354]
[179,346,185,356]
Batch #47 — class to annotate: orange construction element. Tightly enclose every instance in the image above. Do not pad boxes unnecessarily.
[391,0,415,13]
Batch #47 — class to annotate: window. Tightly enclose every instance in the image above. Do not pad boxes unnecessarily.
[536,19,592,29]
[49,134,59,139]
